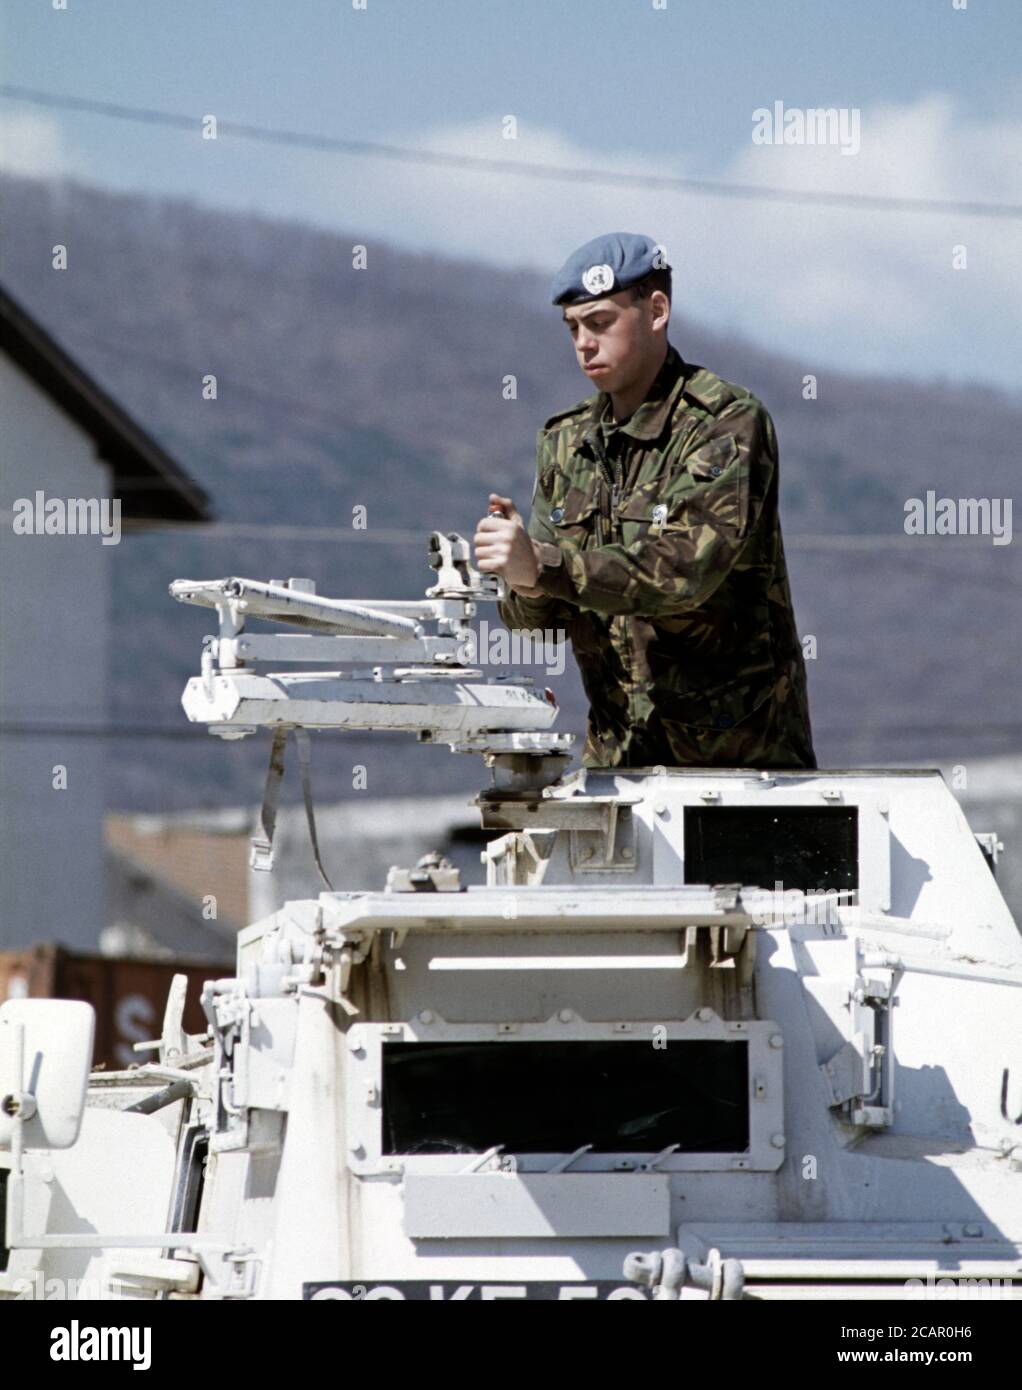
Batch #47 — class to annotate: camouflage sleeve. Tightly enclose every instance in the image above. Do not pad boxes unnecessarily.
[497,429,576,633]
[533,400,777,619]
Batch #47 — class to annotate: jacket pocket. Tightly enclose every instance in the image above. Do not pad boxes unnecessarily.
[616,491,673,546]
[615,435,747,547]
[548,487,601,546]
[686,434,739,479]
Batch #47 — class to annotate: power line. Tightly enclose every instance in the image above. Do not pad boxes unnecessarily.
[4,84,1021,222]
[131,521,1019,552]
[4,513,1015,554]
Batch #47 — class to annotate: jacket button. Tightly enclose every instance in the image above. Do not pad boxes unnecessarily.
[551,506,565,523]
[710,464,722,477]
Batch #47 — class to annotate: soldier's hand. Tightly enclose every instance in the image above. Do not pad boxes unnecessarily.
[474,494,541,590]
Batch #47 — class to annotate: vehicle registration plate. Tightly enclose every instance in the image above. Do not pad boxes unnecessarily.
[304,1281,650,1300]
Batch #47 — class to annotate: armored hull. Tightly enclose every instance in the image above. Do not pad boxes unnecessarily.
[3,545,1020,1300]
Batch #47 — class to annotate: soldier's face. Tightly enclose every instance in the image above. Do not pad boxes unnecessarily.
[561,290,665,393]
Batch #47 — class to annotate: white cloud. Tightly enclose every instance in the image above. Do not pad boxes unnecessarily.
[304,97,1022,388]
[717,95,1020,351]
[0,112,72,177]
[11,93,1010,387]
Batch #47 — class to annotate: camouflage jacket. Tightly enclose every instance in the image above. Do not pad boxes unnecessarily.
[498,344,816,770]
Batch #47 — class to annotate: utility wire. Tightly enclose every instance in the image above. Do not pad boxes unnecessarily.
[132,522,1021,552]
[3,84,1021,221]
[6,510,1013,552]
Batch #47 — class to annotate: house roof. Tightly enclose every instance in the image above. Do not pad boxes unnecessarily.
[0,285,211,523]
[105,813,250,937]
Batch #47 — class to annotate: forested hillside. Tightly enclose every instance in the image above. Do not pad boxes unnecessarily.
[3,175,1019,810]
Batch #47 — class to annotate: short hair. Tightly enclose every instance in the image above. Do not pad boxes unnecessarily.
[629,267,672,305]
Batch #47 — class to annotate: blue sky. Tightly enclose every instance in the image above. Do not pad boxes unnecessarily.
[3,0,1021,387]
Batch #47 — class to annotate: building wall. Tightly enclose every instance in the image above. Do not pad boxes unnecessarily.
[0,354,111,949]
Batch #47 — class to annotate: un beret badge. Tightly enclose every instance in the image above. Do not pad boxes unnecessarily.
[581,263,615,296]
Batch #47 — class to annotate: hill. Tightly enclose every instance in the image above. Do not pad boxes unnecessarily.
[2,175,1019,810]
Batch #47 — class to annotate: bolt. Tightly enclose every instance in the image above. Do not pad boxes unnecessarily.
[621,847,634,860]
[558,1009,574,1023]
[769,1034,783,1049]
[418,1009,434,1024]
[697,1007,713,1022]
[771,1133,786,1149]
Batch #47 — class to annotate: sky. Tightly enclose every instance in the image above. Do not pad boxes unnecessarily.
[2,0,1021,388]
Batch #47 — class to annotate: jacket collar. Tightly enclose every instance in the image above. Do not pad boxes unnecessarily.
[587,343,689,444]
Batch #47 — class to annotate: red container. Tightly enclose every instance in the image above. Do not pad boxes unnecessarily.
[0,945,232,1069]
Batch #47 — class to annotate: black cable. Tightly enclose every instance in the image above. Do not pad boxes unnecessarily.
[4,84,1021,221]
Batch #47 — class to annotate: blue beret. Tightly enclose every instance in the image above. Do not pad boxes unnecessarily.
[549,231,669,306]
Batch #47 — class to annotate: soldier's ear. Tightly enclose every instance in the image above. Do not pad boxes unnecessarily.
[649,290,671,333]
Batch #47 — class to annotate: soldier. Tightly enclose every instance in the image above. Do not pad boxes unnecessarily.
[473,231,816,770]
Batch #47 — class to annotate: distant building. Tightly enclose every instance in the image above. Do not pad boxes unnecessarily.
[104,808,250,961]
[0,286,210,950]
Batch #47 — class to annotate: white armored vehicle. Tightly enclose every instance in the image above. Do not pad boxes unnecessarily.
[2,532,1021,1301]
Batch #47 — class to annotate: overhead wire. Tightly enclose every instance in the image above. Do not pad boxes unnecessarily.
[3,84,1021,221]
